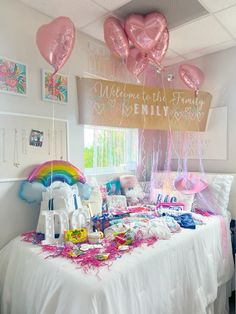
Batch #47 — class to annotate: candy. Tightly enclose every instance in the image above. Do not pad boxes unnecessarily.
[115,235,127,245]
[114,230,134,246]
[64,228,87,244]
[95,253,110,261]
[118,245,130,251]
[80,244,92,251]
[68,247,82,257]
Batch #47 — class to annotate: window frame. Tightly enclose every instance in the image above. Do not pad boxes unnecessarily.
[84,125,138,175]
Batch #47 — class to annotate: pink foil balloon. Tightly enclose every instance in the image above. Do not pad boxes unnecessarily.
[148,28,169,66]
[126,47,148,77]
[125,12,167,53]
[104,17,129,61]
[36,16,76,74]
[179,64,204,91]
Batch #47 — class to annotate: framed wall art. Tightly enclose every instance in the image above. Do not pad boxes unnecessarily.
[0,56,27,96]
[42,70,68,104]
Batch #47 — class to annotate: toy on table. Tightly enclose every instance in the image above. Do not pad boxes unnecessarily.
[24,160,88,241]
[120,175,145,206]
[64,228,87,243]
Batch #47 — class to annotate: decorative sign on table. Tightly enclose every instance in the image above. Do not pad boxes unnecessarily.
[77,78,212,132]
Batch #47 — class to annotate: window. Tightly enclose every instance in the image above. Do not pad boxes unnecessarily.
[84,126,138,174]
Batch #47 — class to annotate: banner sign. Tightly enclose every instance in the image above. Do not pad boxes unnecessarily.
[77,78,212,131]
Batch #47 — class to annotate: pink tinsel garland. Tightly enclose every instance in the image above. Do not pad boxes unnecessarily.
[21,231,158,273]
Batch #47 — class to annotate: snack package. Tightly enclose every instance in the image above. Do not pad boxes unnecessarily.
[64,228,87,243]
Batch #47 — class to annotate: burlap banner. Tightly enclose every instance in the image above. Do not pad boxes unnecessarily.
[77,77,212,131]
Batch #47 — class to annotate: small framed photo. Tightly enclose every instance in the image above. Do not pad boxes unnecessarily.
[42,69,68,104]
[29,129,44,147]
[0,56,27,96]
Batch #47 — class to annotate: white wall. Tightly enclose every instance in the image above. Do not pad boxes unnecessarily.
[141,47,236,176]
[0,0,105,248]
[171,48,236,173]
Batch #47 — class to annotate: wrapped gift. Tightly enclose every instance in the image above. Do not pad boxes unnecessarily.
[91,213,112,232]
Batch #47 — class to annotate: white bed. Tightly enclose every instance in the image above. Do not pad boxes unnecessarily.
[0,214,234,314]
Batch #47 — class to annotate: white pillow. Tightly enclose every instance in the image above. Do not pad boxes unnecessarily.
[192,174,234,215]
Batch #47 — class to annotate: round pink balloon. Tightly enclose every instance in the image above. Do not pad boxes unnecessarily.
[36,16,76,73]
[104,17,129,61]
[125,12,167,52]
[179,64,204,91]
[126,47,148,77]
[148,28,169,65]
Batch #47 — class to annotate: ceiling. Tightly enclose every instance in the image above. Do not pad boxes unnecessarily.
[20,0,236,65]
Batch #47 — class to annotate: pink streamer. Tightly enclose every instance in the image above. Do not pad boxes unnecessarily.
[21,231,158,273]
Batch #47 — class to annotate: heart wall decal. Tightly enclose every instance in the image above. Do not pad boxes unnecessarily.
[36,16,76,74]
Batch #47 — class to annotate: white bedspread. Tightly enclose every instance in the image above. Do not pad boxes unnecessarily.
[0,216,234,314]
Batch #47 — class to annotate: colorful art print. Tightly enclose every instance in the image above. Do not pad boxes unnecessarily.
[29,129,44,147]
[42,70,68,104]
[0,57,27,96]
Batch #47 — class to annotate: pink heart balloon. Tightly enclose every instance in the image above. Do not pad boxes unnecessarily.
[179,64,204,91]
[126,47,148,77]
[148,28,169,66]
[125,12,167,52]
[104,17,129,61]
[36,16,76,74]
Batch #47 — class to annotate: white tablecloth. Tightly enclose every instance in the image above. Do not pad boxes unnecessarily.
[0,216,234,314]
